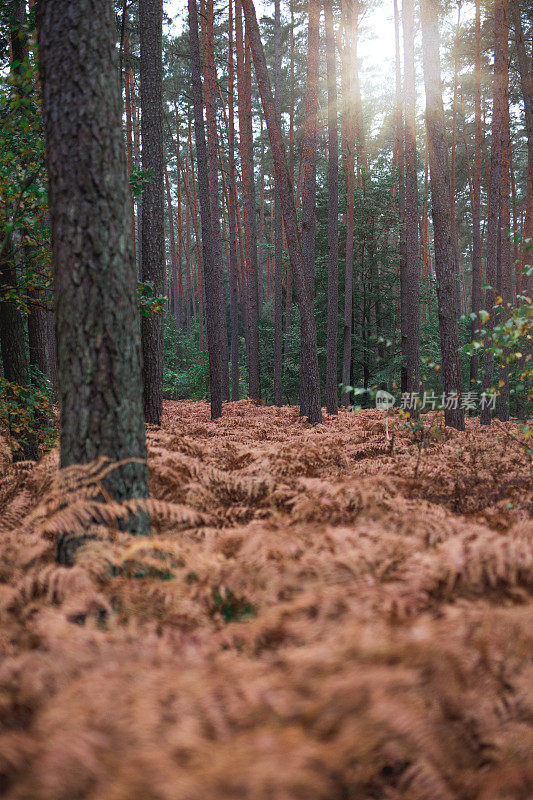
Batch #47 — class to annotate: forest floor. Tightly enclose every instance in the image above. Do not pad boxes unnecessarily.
[0,400,532,800]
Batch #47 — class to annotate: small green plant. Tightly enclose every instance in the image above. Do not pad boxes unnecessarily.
[0,369,56,453]
[210,587,256,623]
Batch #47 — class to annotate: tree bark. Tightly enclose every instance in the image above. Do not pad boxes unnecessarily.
[272,0,283,406]
[402,0,420,397]
[38,0,149,545]
[340,0,356,407]
[236,0,261,401]
[481,0,506,425]
[227,0,241,400]
[324,0,339,415]
[241,0,322,423]
[470,0,482,387]
[202,0,230,401]
[420,0,465,430]
[301,0,320,298]
[139,0,164,425]
[188,0,223,418]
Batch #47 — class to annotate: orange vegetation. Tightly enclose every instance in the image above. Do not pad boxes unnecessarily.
[0,400,532,800]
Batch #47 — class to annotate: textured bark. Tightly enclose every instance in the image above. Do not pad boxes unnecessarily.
[227,0,241,400]
[164,166,180,325]
[124,13,136,265]
[402,0,420,396]
[394,0,407,392]
[324,0,338,415]
[241,0,322,423]
[139,0,164,425]
[340,0,356,407]
[420,0,464,430]
[235,0,261,400]
[498,41,511,422]
[301,0,320,298]
[202,0,230,401]
[272,0,283,406]
[510,0,533,295]
[38,0,149,542]
[188,0,222,418]
[470,0,482,387]
[481,0,506,426]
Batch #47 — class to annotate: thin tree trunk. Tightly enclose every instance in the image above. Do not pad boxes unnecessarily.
[202,0,230,401]
[241,0,322,423]
[340,0,356,406]
[164,165,180,325]
[236,0,261,400]
[420,0,465,430]
[480,0,506,425]
[227,0,241,400]
[272,0,283,405]
[188,0,223,418]
[324,0,338,415]
[402,0,420,399]
[470,0,482,387]
[301,0,320,297]
[498,46,511,422]
[139,0,164,425]
[38,0,149,551]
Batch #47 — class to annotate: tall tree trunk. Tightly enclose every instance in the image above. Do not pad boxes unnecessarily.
[272,0,283,405]
[139,0,164,425]
[394,0,408,393]
[236,0,261,400]
[241,0,322,423]
[165,165,180,325]
[510,0,533,295]
[124,12,136,265]
[188,0,223,418]
[301,0,320,297]
[402,0,420,397]
[227,0,241,400]
[340,0,356,406]
[202,0,230,401]
[38,0,149,551]
[498,45,511,422]
[420,0,465,430]
[324,0,338,415]
[481,0,506,425]
[470,0,482,387]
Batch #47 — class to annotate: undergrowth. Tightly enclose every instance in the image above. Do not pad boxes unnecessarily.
[0,400,531,800]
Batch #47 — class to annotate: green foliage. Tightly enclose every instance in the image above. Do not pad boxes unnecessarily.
[137,281,166,317]
[210,586,256,623]
[0,369,56,453]
[462,289,533,418]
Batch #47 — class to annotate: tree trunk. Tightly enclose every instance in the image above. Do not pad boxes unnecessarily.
[402,0,420,397]
[470,0,482,387]
[481,0,506,425]
[394,0,408,393]
[202,0,230,401]
[236,0,261,400]
[324,0,339,415]
[420,0,465,430]
[272,0,283,406]
[164,166,180,325]
[227,0,241,400]
[139,0,164,425]
[340,0,356,407]
[188,0,223,419]
[38,0,149,549]
[301,0,320,298]
[241,0,322,423]
[498,44,511,422]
